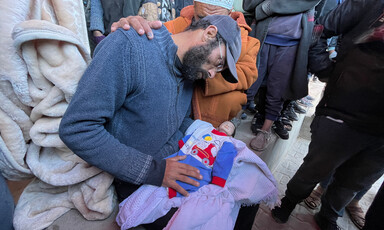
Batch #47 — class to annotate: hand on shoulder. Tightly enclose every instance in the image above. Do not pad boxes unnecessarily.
[110,16,162,40]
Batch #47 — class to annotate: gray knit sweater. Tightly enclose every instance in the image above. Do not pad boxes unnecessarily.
[59,26,194,186]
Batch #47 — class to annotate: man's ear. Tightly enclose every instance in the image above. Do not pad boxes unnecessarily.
[202,25,218,42]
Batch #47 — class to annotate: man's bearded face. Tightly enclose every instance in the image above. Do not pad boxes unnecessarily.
[181,41,218,81]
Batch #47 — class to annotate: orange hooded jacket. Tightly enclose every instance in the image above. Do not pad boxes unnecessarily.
[164,5,260,127]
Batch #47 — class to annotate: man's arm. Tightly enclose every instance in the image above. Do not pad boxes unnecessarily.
[308,0,376,81]
[59,31,201,195]
[243,0,320,21]
[317,0,372,38]
[59,30,154,185]
[90,0,105,43]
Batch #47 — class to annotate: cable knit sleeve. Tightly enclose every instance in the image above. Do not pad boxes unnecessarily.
[244,0,320,21]
[59,30,162,185]
[89,0,105,34]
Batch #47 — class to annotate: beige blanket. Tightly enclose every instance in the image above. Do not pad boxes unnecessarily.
[0,0,116,229]
[13,173,116,230]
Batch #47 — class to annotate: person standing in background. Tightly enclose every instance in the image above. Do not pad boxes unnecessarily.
[271,0,384,229]
[242,0,319,151]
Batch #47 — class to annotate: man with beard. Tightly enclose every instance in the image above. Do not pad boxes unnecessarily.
[111,0,259,133]
[59,14,241,227]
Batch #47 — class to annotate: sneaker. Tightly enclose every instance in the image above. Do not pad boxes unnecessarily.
[230,117,241,129]
[306,95,315,101]
[246,101,257,114]
[298,98,314,107]
[282,107,298,121]
[290,101,306,114]
[250,129,272,151]
[272,120,289,139]
[271,197,297,223]
[281,116,292,126]
[240,112,247,120]
[251,113,264,134]
[285,123,292,131]
[329,50,338,60]
[314,213,340,230]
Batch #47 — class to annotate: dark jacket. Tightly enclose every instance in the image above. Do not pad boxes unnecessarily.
[174,0,193,17]
[100,0,145,34]
[243,0,320,100]
[314,0,384,136]
[315,0,339,19]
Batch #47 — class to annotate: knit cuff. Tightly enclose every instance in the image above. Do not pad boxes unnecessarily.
[144,159,166,186]
[89,15,105,34]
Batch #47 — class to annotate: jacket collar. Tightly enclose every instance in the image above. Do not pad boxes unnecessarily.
[153,26,182,77]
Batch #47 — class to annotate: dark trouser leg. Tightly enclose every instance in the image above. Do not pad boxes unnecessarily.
[264,45,297,121]
[319,170,371,201]
[318,174,371,217]
[282,100,290,111]
[286,116,347,204]
[141,208,178,230]
[362,182,384,230]
[287,116,377,203]
[113,178,141,202]
[234,204,260,230]
[320,174,333,189]
[245,41,270,105]
[255,87,267,116]
[319,136,384,222]
[354,186,371,201]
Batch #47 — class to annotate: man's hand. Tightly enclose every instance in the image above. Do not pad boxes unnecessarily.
[162,155,203,197]
[110,16,162,40]
[92,30,105,44]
